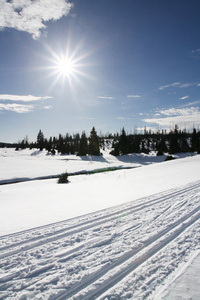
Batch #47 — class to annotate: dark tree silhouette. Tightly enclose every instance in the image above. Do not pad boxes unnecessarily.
[37,129,44,150]
[78,131,88,156]
[89,127,101,155]
[191,128,199,152]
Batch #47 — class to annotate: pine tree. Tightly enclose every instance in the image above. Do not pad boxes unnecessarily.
[37,129,44,150]
[78,131,88,156]
[156,138,167,155]
[117,128,132,155]
[119,128,128,155]
[168,125,180,154]
[191,128,199,152]
[89,127,101,155]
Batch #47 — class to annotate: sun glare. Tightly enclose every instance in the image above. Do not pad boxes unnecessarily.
[56,58,75,77]
[42,42,95,92]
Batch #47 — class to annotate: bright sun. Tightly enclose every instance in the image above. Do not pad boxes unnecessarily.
[56,58,75,77]
[45,45,90,87]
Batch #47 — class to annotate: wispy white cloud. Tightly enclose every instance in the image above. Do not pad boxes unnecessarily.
[0,103,34,113]
[182,100,200,107]
[158,82,180,90]
[179,83,194,88]
[159,107,199,116]
[143,107,200,129]
[126,95,141,98]
[191,48,200,53]
[190,49,200,59]
[98,96,115,100]
[0,94,52,102]
[0,0,73,39]
[159,82,200,90]
[143,114,200,129]
[117,117,125,120]
[43,105,53,110]
[179,95,189,100]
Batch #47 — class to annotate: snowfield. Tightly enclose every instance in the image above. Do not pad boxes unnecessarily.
[0,148,200,299]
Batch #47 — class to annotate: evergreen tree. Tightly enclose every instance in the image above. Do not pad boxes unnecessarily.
[57,134,66,154]
[180,134,190,153]
[110,142,120,156]
[168,125,180,154]
[78,131,88,156]
[156,138,167,155]
[73,133,80,153]
[89,127,101,155]
[119,128,129,155]
[191,128,199,152]
[70,142,75,154]
[131,135,141,153]
[37,129,44,150]
[20,139,26,149]
[45,137,53,152]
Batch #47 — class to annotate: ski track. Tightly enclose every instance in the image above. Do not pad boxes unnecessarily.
[0,181,200,299]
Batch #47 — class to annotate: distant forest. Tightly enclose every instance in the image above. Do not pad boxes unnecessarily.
[2,125,200,156]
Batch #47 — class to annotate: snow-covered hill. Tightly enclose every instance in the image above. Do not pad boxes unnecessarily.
[0,148,200,299]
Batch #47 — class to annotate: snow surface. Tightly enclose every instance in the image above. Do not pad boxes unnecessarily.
[0,148,200,299]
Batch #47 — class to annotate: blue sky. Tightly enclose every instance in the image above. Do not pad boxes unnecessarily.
[0,0,200,142]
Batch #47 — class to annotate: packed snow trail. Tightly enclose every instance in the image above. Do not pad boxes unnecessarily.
[0,181,199,256]
[0,180,200,299]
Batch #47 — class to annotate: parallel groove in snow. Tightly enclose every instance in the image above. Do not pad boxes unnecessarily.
[86,209,200,299]
[0,181,199,259]
[0,181,200,299]
[51,205,200,300]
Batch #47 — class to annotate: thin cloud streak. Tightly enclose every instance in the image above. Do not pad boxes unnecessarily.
[179,96,189,100]
[158,82,180,90]
[179,83,194,88]
[191,48,200,53]
[0,94,52,102]
[98,96,115,100]
[0,0,73,39]
[182,100,200,107]
[126,95,141,98]
[159,82,200,90]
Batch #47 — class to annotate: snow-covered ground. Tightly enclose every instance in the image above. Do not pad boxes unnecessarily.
[0,148,166,184]
[0,148,200,299]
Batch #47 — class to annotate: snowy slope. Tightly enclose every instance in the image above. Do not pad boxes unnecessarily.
[0,149,200,299]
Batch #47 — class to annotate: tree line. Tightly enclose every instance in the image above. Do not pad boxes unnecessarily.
[110,125,200,156]
[14,125,200,156]
[17,127,101,156]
